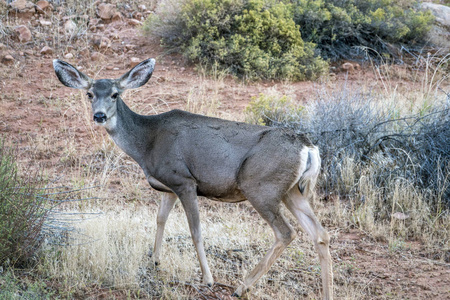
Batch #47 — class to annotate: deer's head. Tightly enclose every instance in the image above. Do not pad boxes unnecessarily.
[53,59,155,128]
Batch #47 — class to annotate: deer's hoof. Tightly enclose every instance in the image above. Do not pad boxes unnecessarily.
[203,279,214,287]
[232,285,249,298]
[202,273,214,287]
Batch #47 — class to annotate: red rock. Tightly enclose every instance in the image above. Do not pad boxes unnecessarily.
[129,57,141,68]
[14,25,32,43]
[9,0,35,19]
[97,3,117,20]
[40,46,53,55]
[341,62,355,73]
[36,0,52,13]
[79,48,90,58]
[128,19,141,26]
[92,36,111,49]
[2,55,14,65]
[112,12,123,22]
[91,51,105,61]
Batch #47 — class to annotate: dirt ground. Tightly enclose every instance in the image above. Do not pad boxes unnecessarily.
[1,13,449,300]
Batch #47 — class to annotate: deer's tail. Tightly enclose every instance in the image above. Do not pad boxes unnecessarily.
[298,146,321,199]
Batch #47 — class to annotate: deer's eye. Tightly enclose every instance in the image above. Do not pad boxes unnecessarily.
[111,93,119,100]
[86,92,94,100]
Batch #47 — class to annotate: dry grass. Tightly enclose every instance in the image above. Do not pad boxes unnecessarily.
[42,199,345,299]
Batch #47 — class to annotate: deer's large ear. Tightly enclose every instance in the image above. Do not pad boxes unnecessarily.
[118,58,155,90]
[53,60,92,89]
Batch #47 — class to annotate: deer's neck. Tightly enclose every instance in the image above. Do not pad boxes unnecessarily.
[104,99,155,164]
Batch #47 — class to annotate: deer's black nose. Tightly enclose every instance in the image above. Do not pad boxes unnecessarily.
[93,112,107,123]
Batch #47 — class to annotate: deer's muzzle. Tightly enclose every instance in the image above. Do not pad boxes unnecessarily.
[93,112,107,123]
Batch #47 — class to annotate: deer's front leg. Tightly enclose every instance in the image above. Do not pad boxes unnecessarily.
[153,192,177,266]
[176,186,213,286]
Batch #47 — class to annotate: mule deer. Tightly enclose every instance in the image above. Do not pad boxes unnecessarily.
[53,58,333,299]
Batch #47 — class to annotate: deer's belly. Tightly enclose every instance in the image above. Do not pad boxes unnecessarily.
[196,184,247,203]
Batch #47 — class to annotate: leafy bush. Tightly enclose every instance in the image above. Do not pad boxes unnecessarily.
[245,93,304,126]
[290,0,434,60]
[0,141,48,267]
[144,0,327,80]
[0,269,55,299]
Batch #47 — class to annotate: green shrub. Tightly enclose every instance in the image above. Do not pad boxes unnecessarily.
[0,141,48,267]
[245,93,304,126]
[144,0,327,80]
[290,0,434,60]
[0,269,55,299]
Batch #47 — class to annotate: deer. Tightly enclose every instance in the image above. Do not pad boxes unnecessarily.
[53,58,333,299]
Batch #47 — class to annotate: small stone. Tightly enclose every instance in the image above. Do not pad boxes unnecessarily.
[106,65,114,70]
[341,62,355,73]
[9,0,35,18]
[40,46,53,55]
[64,53,74,59]
[92,36,111,49]
[64,20,77,34]
[79,48,90,58]
[91,51,105,61]
[112,12,123,22]
[89,18,101,26]
[97,3,117,20]
[24,49,34,56]
[14,25,32,43]
[132,12,143,20]
[36,0,50,10]
[2,55,14,65]
[128,19,141,26]
[129,57,141,68]
[9,0,33,11]
[138,4,146,11]
[109,32,120,40]
[125,44,135,51]
[96,24,105,31]
[36,0,51,13]
[39,19,52,26]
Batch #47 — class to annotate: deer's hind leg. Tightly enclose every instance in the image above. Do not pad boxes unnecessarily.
[283,187,333,300]
[232,190,296,297]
